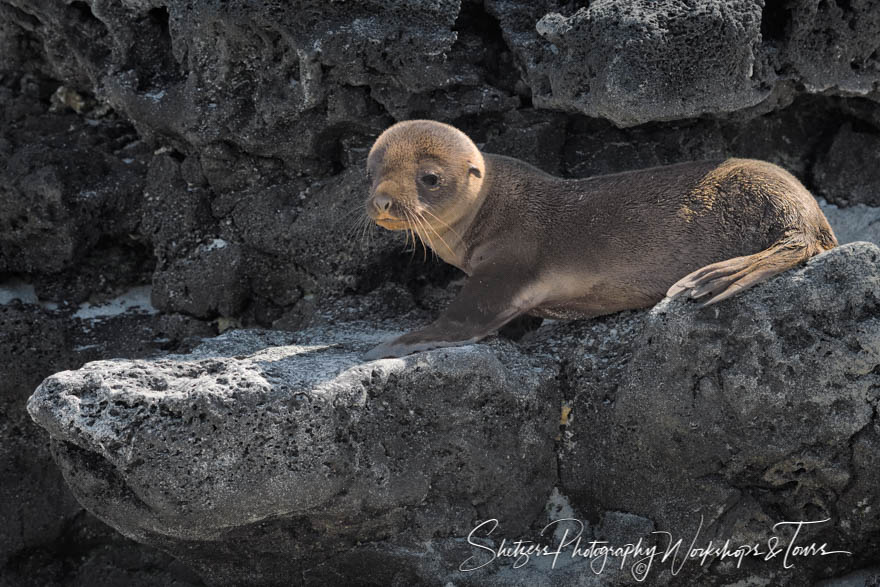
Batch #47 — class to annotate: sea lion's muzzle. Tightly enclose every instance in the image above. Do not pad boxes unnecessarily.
[367,190,408,229]
[370,192,393,214]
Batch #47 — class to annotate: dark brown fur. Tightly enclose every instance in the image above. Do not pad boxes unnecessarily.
[364,121,837,359]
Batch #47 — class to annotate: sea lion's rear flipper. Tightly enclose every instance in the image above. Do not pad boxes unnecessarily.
[666,234,829,306]
[365,262,535,360]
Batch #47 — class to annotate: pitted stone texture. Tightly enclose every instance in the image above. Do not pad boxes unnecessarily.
[227,167,400,302]
[548,242,880,586]
[0,0,521,172]
[542,0,767,124]
[486,0,771,125]
[781,0,880,99]
[28,329,560,586]
[0,103,146,276]
[487,0,880,126]
[4,0,880,144]
[0,299,213,582]
[145,162,414,323]
[150,240,248,318]
[23,244,880,585]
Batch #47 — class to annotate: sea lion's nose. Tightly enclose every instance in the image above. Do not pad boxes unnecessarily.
[372,193,392,213]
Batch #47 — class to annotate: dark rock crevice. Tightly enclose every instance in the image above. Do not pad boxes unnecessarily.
[760,0,792,46]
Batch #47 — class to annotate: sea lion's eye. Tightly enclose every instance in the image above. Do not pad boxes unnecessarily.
[420,173,439,188]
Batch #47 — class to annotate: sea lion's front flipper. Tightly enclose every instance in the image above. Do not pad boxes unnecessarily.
[666,234,826,306]
[365,264,534,360]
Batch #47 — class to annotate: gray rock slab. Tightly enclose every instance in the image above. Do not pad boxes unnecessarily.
[28,328,560,585]
[487,0,880,126]
[547,242,880,585]
[26,243,880,586]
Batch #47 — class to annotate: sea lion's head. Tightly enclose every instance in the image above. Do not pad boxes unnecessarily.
[365,120,485,234]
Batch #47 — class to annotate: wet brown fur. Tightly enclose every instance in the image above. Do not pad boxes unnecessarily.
[364,120,837,359]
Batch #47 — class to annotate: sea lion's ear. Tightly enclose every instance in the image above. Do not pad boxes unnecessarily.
[468,165,482,179]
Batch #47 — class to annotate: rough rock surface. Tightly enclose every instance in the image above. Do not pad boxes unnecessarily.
[545,242,880,585]
[26,243,880,585]
[28,328,560,586]
[0,294,211,587]
[488,0,880,126]
[499,0,769,124]
[0,78,148,277]
[3,0,880,584]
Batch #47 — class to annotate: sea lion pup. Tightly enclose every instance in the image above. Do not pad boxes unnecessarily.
[363,120,837,360]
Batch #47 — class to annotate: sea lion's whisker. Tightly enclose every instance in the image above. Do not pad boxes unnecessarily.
[345,213,360,241]
[421,206,464,242]
[407,208,431,261]
[416,210,454,259]
[401,208,418,259]
[411,210,436,261]
[359,215,373,249]
[349,214,369,244]
[336,203,372,234]
[412,212,442,261]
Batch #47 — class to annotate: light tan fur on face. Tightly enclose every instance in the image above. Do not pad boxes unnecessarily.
[366,120,486,265]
